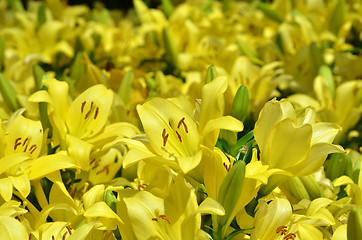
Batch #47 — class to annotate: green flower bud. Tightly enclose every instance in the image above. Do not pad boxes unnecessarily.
[205,65,218,84]
[37,3,46,27]
[216,160,245,238]
[299,175,321,200]
[326,153,347,181]
[283,176,310,201]
[163,27,179,69]
[104,190,117,213]
[348,206,362,240]
[161,0,174,18]
[318,65,335,98]
[231,86,249,122]
[0,35,4,71]
[118,71,134,103]
[0,73,21,112]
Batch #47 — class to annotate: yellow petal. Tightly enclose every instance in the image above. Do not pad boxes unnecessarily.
[28,152,80,180]
[66,134,93,170]
[83,184,105,210]
[332,224,347,240]
[297,222,323,240]
[84,202,123,230]
[9,174,30,198]
[68,222,103,240]
[66,84,113,139]
[0,178,13,201]
[4,115,43,158]
[0,215,28,240]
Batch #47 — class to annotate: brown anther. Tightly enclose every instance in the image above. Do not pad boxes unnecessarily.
[22,137,29,146]
[169,121,172,127]
[63,231,68,240]
[138,184,148,191]
[91,163,100,170]
[162,128,169,146]
[176,131,182,142]
[52,236,55,240]
[85,102,94,119]
[15,216,21,221]
[177,117,188,133]
[29,145,37,154]
[96,165,109,175]
[152,217,158,222]
[81,101,86,113]
[94,107,99,119]
[66,225,73,234]
[159,215,171,224]
[240,145,248,154]
[276,226,288,235]
[90,158,96,165]
[29,234,32,240]
[223,162,231,172]
[14,137,22,150]
[284,233,296,240]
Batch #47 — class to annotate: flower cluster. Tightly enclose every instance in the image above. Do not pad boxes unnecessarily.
[0,0,361,239]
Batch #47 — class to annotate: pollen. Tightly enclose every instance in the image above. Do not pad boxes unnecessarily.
[94,107,99,119]
[81,101,86,113]
[177,117,188,133]
[159,214,171,224]
[85,101,94,119]
[176,131,182,142]
[162,128,169,146]
[276,225,287,235]
[14,137,22,150]
[284,233,296,240]
[223,162,231,172]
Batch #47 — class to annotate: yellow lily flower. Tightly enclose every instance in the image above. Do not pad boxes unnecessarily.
[255,98,345,195]
[121,175,224,240]
[0,113,44,200]
[255,98,344,175]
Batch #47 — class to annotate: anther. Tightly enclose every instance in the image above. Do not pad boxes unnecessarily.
[159,215,171,224]
[52,236,55,240]
[176,131,182,142]
[152,218,158,222]
[22,137,28,146]
[96,165,109,175]
[81,101,86,113]
[178,117,188,133]
[162,128,169,146]
[138,184,148,191]
[66,225,73,234]
[284,233,296,240]
[94,107,99,119]
[276,226,288,235]
[223,162,231,172]
[63,231,68,240]
[85,102,94,119]
[29,145,37,154]
[14,137,22,150]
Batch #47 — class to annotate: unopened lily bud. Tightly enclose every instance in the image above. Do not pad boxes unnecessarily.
[118,71,134,103]
[163,27,179,69]
[257,2,283,23]
[205,65,217,84]
[318,65,335,98]
[104,190,117,213]
[232,86,249,123]
[161,0,174,18]
[348,206,362,240]
[0,35,4,71]
[283,176,310,201]
[326,153,347,181]
[37,3,46,27]
[216,160,245,238]
[299,175,321,200]
[0,73,21,111]
[33,64,45,90]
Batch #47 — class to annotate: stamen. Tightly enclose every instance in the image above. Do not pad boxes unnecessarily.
[176,131,182,142]
[63,231,68,240]
[66,225,73,235]
[96,165,109,175]
[14,137,22,150]
[276,226,288,235]
[284,233,296,240]
[22,137,28,146]
[138,184,148,191]
[85,102,94,119]
[29,145,37,154]
[23,144,28,152]
[152,218,158,222]
[162,128,169,146]
[178,117,188,133]
[81,101,86,113]
[159,215,171,224]
[52,236,55,240]
[223,162,231,172]
[94,107,99,119]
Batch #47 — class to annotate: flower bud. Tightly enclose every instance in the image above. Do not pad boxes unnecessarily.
[232,86,249,123]
[0,73,21,112]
